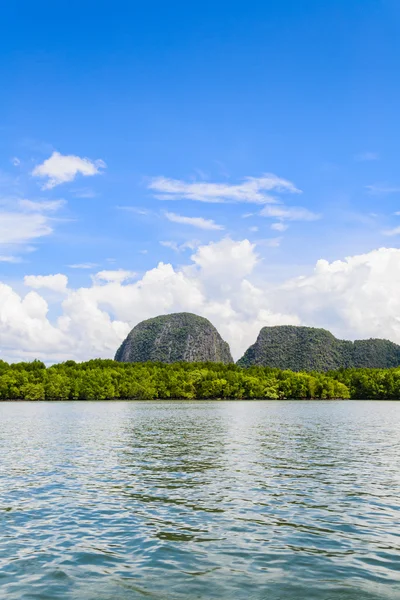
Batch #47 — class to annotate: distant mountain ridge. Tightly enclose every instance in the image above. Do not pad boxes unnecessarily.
[237,325,400,371]
[115,312,233,364]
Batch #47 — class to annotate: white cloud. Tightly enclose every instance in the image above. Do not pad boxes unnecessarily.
[24,274,68,294]
[0,212,53,245]
[0,284,66,359]
[0,238,297,362]
[275,247,400,342]
[0,255,22,263]
[11,157,20,167]
[260,205,320,221]
[4,241,400,364]
[93,270,137,284]
[0,196,65,262]
[32,151,106,189]
[149,173,301,204]
[165,211,224,230]
[190,238,258,283]
[249,226,259,232]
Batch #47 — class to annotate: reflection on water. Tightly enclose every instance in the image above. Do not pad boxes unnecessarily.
[0,400,400,599]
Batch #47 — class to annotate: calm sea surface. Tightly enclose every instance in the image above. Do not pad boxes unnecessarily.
[0,401,400,600]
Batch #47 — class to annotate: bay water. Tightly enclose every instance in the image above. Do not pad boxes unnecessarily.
[1,400,399,599]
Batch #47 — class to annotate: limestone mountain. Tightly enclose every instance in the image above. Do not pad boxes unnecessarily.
[115,312,233,364]
[237,325,400,371]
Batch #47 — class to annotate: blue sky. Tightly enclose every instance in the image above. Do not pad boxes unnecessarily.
[2,0,400,361]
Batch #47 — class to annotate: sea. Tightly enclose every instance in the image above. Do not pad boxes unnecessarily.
[1,400,399,599]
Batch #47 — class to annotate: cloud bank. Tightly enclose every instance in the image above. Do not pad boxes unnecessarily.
[2,239,400,364]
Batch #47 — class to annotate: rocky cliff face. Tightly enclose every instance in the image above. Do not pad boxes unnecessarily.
[115,312,233,364]
[237,325,400,371]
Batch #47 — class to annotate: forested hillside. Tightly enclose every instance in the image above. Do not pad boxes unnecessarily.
[115,313,233,364]
[238,326,400,371]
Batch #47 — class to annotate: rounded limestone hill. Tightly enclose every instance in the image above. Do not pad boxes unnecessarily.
[237,325,400,371]
[115,312,234,364]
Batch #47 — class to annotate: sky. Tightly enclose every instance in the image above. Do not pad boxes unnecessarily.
[2,0,400,362]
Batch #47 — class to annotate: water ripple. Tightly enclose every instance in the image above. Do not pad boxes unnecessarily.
[0,400,400,599]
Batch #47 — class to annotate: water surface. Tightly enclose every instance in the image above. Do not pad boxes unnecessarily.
[1,400,400,599]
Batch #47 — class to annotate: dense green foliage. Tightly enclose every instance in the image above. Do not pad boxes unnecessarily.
[331,368,400,399]
[238,325,400,371]
[115,312,233,364]
[3,359,400,400]
[0,359,351,400]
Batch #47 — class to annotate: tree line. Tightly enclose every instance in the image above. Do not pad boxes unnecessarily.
[0,358,354,400]
[2,358,400,400]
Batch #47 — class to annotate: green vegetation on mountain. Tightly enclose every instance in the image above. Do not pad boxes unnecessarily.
[237,325,400,371]
[115,312,233,364]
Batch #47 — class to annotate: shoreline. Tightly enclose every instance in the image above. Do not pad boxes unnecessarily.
[1,397,397,402]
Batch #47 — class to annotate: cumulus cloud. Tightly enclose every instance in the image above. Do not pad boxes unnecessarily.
[2,241,400,364]
[0,283,66,359]
[32,151,106,189]
[0,238,297,362]
[165,211,224,230]
[276,247,400,342]
[189,238,258,282]
[24,274,68,294]
[149,173,301,204]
